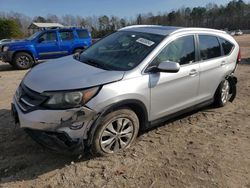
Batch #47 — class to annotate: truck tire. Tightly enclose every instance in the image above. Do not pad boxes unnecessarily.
[13,52,34,70]
[73,48,84,54]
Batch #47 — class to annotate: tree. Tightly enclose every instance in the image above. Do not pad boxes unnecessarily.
[0,18,23,39]
[33,16,47,23]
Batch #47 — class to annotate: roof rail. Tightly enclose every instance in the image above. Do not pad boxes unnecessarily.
[119,25,165,31]
[42,26,86,30]
[170,27,227,35]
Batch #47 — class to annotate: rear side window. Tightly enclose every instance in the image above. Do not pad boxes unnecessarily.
[152,35,195,66]
[59,31,74,41]
[219,38,234,55]
[77,30,89,39]
[199,35,221,60]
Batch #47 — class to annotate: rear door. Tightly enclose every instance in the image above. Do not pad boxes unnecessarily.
[149,35,200,120]
[58,30,75,55]
[35,31,61,59]
[197,35,226,101]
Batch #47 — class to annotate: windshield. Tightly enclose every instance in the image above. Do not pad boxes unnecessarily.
[79,31,164,71]
[27,31,42,40]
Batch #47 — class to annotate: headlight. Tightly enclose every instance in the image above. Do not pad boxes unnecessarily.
[42,86,100,109]
[2,46,9,52]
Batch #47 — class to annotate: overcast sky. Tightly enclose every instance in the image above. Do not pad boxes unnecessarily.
[0,0,231,18]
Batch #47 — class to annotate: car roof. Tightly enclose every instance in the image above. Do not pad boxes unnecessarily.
[119,25,226,36]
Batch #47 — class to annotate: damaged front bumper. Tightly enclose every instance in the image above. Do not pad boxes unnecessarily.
[12,98,99,153]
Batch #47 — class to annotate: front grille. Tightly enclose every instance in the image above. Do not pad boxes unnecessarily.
[15,84,47,112]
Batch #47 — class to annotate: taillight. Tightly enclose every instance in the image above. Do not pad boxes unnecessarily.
[237,49,241,64]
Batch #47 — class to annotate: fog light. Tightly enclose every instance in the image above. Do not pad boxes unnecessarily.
[70,122,84,130]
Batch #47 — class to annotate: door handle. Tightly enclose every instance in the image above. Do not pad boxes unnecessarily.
[221,61,226,66]
[189,69,198,76]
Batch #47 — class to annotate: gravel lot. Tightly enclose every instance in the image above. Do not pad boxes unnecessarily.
[0,35,250,188]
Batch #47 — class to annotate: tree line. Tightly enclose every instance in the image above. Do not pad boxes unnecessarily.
[0,0,249,39]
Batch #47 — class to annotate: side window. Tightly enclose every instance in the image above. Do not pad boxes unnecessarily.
[59,31,74,41]
[76,30,89,39]
[199,35,221,60]
[38,32,57,42]
[219,38,234,55]
[152,35,195,66]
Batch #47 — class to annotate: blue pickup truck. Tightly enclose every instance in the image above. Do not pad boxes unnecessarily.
[0,27,92,69]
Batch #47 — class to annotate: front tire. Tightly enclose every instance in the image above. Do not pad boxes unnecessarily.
[214,79,230,107]
[13,52,33,70]
[91,108,139,156]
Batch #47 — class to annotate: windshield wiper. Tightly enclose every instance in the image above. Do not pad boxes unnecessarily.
[84,59,112,70]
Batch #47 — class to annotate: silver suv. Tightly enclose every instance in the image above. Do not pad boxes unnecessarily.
[11,25,240,156]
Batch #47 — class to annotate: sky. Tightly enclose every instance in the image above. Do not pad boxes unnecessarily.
[0,0,231,18]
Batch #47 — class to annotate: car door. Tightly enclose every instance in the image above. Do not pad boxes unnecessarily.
[197,35,225,101]
[58,30,75,55]
[35,31,61,59]
[149,35,200,121]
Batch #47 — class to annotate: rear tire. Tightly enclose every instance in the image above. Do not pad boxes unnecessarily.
[73,48,83,54]
[13,52,33,70]
[214,79,230,107]
[91,108,139,156]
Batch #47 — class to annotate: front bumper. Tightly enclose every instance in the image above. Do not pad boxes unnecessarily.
[12,97,98,152]
[1,51,14,62]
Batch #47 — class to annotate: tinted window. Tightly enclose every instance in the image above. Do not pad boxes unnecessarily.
[152,35,195,66]
[39,32,56,42]
[77,30,89,38]
[219,38,234,55]
[60,31,74,41]
[199,35,221,60]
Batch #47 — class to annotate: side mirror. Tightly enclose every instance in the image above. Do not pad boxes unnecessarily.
[147,61,180,73]
[38,38,45,43]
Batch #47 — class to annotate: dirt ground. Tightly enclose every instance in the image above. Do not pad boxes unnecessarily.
[0,35,250,188]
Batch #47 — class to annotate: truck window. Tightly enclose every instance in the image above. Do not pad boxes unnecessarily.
[59,31,74,41]
[76,30,89,39]
[39,32,57,42]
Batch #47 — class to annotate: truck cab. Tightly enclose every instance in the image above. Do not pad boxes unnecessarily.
[1,27,92,69]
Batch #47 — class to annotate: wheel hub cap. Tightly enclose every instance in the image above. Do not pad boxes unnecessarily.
[221,80,230,104]
[100,118,134,153]
[17,56,30,68]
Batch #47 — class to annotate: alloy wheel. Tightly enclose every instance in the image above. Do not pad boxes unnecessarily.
[221,80,230,104]
[100,117,134,153]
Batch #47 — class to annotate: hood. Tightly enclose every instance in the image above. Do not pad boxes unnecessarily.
[7,40,31,47]
[23,56,125,93]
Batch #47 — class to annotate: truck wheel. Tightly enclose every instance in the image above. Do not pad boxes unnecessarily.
[214,79,230,107]
[13,52,33,70]
[73,48,83,54]
[91,108,139,156]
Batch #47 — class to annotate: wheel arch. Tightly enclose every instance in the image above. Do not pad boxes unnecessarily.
[85,99,149,147]
[72,47,85,54]
[13,50,35,63]
[214,74,237,104]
